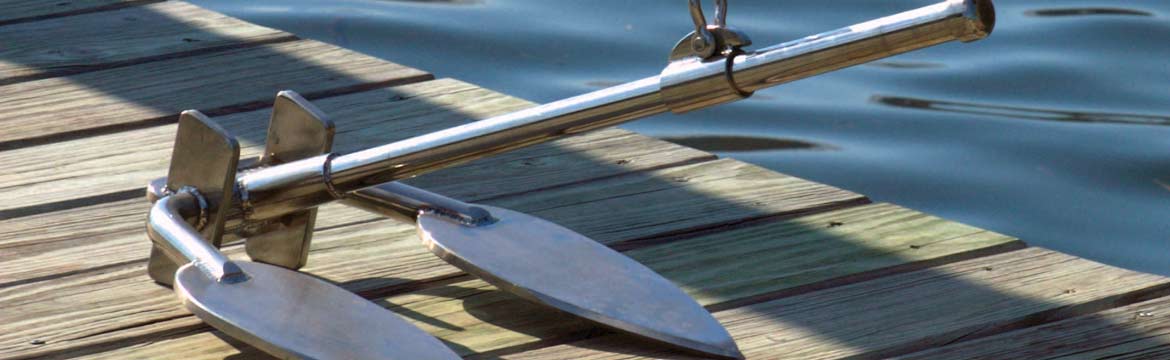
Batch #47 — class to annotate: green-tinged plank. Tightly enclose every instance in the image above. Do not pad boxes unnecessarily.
[0,79,710,214]
[895,292,1170,359]
[501,247,1170,360]
[0,158,864,359]
[0,0,143,25]
[0,38,430,147]
[0,1,294,83]
[65,203,1020,359]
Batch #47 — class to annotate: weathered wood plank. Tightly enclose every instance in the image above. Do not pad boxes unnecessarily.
[59,203,1020,359]
[895,293,1170,359]
[500,248,1170,360]
[0,0,146,25]
[0,1,295,84]
[0,38,430,148]
[0,79,708,216]
[0,158,866,358]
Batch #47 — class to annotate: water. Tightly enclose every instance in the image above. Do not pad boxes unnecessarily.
[189,0,1170,275]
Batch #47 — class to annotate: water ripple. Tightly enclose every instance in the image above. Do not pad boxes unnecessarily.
[872,95,1170,126]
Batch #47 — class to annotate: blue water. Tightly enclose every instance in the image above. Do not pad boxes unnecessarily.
[190,0,1170,275]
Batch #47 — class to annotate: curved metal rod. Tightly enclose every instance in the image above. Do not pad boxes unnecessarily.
[147,191,246,283]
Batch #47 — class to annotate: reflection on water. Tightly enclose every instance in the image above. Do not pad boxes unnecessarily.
[872,95,1170,126]
[1027,8,1153,17]
[191,0,1170,275]
[660,136,832,152]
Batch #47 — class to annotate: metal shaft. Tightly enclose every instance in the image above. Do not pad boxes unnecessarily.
[235,0,993,222]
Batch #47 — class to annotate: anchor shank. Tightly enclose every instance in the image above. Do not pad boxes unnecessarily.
[235,0,992,223]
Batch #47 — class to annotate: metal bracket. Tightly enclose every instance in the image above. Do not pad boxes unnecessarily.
[147,110,241,286]
[243,91,335,270]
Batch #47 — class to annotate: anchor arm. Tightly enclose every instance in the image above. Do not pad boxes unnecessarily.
[343,182,495,226]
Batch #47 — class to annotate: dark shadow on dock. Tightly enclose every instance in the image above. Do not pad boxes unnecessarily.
[3,2,1169,360]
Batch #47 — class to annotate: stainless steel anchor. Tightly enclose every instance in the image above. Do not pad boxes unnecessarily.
[143,1,995,358]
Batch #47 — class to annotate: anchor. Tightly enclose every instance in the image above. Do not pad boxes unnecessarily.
[143,1,994,358]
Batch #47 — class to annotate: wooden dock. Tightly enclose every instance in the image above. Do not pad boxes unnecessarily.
[3,2,1170,359]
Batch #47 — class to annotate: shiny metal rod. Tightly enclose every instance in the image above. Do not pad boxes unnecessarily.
[147,190,246,282]
[236,0,994,222]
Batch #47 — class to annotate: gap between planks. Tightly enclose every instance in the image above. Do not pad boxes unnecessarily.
[895,289,1170,359]
[493,247,1170,360]
[0,0,158,27]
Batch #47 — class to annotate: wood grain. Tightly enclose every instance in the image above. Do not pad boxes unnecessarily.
[0,39,430,148]
[0,1,294,84]
[896,291,1170,359]
[56,203,1021,359]
[501,248,1170,360]
[0,0,147,25]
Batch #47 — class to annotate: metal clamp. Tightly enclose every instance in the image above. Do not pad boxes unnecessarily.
[660,0,753,114]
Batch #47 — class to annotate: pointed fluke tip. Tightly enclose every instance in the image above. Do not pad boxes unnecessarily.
[672,335,743,360]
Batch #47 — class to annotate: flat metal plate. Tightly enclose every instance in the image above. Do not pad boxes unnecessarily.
[167,110,240,246]
[260,90,334,165]
[417,206,742,359]
[149,110,241,285]
[176,261,459,359]
[246,90,335,269]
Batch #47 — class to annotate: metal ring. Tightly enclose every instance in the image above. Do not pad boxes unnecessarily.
[322,153,345,199]
[176,186,210,232]
[723,47,752,98]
